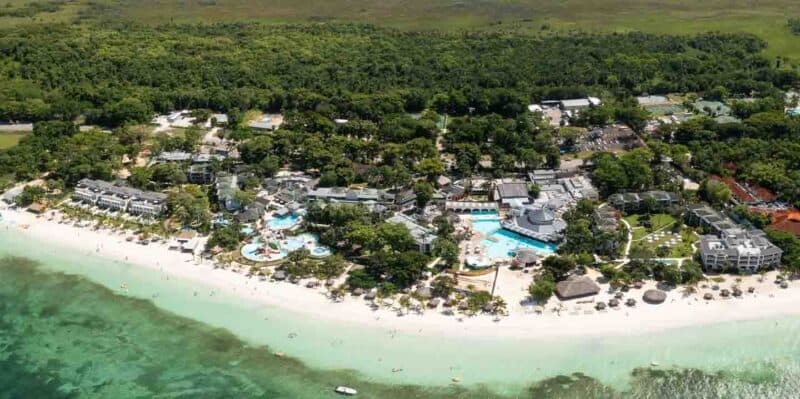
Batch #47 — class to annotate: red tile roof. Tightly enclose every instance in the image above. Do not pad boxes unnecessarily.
[711,175,755,204]
[769,212,800,238]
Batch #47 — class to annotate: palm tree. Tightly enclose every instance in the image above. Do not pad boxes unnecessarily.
[491,296,507,316]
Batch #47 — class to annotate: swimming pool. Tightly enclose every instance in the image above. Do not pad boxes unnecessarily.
[240,233,331,262]
[267,214,301,230]
[471,218,556,260]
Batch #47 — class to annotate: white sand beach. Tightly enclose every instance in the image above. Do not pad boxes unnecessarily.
[2,205,799,340]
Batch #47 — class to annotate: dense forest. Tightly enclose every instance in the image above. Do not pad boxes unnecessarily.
[0,23,793,124]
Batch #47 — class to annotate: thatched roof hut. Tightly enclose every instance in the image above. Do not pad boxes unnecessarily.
[556,276,601,300]
[273,270,287,280]
[513,248,539,266]
[415,286,433,299]
[642,289,667,304]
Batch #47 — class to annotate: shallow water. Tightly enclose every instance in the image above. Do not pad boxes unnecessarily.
[2,228,800,398]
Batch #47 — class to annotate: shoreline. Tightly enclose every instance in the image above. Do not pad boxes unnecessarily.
[2,206,799,340]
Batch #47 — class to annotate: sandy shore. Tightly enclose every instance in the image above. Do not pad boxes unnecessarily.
[2,206,799,340]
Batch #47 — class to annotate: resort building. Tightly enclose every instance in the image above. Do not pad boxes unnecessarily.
[306,187,387,204]
[559,97,601,112]
[699,229,782,272]
[2,187,23,204]
[561,175,599,201]
[502,205,567,243]
[607,191,680,213]
[493,180,530,207]
[216,173,240,212]
[187,164,214,184]
[127,192,168,218]
[593,207,620,232]
[248,114,283,131]
[444,201,498,213]
[529,169,558,186]
[73,179,167,217]
[157,151,193,163]
[386,213,437,253]
[685,204,739,234]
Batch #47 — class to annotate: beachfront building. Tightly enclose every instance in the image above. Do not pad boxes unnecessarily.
[128,192,168,218]
[699,229,782,272]
[607,191,680,213]
[502,205,567,243]
[386,213,437,253]
[73,179,167,217]
[2,187,23,204]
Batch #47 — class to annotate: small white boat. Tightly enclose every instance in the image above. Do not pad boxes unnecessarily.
[335,386,357,396]
[650,361,660,367]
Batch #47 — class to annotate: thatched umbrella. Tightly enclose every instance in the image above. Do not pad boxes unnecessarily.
[720,289,730,297]
[609,298,620,307]
[305,281,319,288]
[780,281,789,289]
[732,288,743,297]
[614,292,624,299]
[513,248,539,267]
[620,285,630,292]
[747,286,756,293]
[633,281,644,289]
[595,302,607,310]
[458,301,469,311]
[642,289,667,304]
[711,285,720,291]
[703,293,713,300]
[352,288,365,296]
[626,298,637,307]
[364,290,377,301]
[273,270,287,281]
[415,286,433,300]
[427,298,441,308]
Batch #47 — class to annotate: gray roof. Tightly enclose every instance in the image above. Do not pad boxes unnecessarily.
[386,213,437,247]
[496,182,529,199]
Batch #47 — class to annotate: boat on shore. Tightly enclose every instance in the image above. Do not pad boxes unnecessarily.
[335,386,357,396]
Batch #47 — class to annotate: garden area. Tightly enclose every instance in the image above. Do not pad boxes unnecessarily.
[625,213,699,259]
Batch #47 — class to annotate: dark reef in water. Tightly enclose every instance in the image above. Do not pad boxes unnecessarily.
[0,256,797,399]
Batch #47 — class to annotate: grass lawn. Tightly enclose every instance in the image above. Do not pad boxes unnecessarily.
[628,216,698,258]
[0,132,27,149]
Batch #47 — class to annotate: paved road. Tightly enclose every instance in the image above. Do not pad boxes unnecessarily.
[0,123,33,132]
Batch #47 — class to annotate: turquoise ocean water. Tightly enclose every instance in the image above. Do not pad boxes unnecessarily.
[2,227,800,398]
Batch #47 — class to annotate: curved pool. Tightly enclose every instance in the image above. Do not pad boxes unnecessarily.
[267,214,301,230]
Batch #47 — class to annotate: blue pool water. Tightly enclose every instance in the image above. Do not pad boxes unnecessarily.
[471,218,556,259]
[267,214,301,230]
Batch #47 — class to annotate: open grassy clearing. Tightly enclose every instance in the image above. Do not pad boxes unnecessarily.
[0,132,27,149]
[625,213,678,241]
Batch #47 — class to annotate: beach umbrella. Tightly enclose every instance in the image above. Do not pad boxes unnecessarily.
[732,288,743,297]
[364,290,377,301]
[711,285,720,291]
[703,293,713,300]
[625,298,636,307]
[642,289,667,304]
[747,286,756,293]
[595,302,607,310]
[609,298,620,307]
[427,298,441,308]
[720,289,730,297]
[633,281,644,289]
[352,288,365,296]
[780,281,789,289]
[614,292,624,299]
